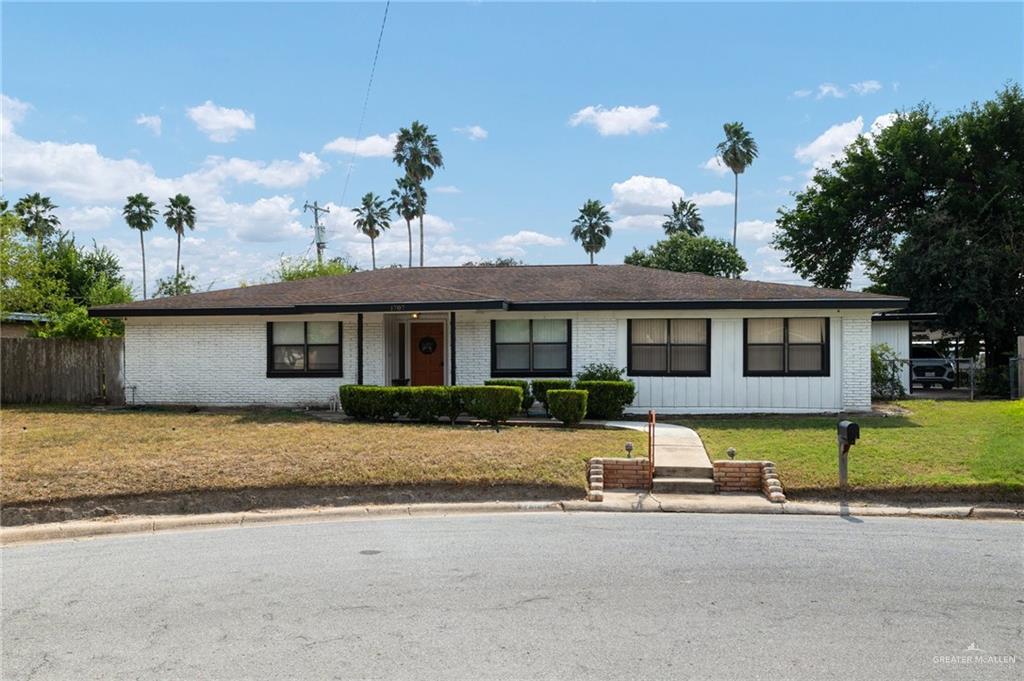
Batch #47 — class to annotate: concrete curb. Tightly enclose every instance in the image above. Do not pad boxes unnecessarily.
[0,501,563,546]
[2,498,1020,546]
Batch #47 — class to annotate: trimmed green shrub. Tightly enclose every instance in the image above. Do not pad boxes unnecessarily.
[575,380,637,419]
[531,379,573,414]
[576,362,625,382]
[443,388,465,425]
[403,386,451,423]
[547,389,588,426]
[484,379,533,412]
[339,385,403,421]
[456,385,522,426]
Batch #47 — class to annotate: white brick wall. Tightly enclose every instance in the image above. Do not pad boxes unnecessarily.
[123,308,877,413]
[841,313,873,412]
[124,315,357,407]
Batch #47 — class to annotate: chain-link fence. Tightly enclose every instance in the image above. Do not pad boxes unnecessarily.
[1011,356,1022,400]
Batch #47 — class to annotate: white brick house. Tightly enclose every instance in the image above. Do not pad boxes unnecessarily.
[91,265,908,414]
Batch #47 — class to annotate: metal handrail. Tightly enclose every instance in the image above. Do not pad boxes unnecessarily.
[648,409,656,489]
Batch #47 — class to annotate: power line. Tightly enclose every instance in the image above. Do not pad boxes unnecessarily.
[338,0,391,208]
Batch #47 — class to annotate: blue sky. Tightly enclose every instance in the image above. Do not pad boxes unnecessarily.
[2,1,1021,293]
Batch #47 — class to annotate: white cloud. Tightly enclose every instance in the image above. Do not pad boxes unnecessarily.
[795,113,898,170]
[816,83,847,99]
[322,132,397,157]
[454,125,488,141]
[610,175,735,219]
[869,112,898,136]
[2,104,324,203]
[492,230,564,256]
[205,195,307,243]
[700,155,730,176]
[792,89,813,99]
[850,80,882,96]
[434,185,461,194]
[191,152,327,188]
[610,175,683,216]
[689,190,734,208]
[186,100,255,143]
[612,214,664,231]
[736,219,777,242]
[795,116,864,169]
[58,205,119,231]
[568,105,668,136]
[1,94,31,135]
[135,114,162,136]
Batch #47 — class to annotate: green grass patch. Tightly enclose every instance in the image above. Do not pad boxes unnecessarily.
[680,400,1024,500]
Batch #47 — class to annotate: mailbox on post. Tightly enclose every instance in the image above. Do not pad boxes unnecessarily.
[837,420,859,491]
[838,420,860,447]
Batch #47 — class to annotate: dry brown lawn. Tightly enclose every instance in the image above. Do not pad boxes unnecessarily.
[1,406,643,504]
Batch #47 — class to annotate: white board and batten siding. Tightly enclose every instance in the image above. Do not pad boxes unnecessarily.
[454,309,873,414]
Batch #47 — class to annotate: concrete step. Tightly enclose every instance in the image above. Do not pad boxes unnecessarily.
[652,477,716,494]
[654,465,714,479]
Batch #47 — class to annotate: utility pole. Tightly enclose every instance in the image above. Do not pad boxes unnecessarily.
[303,201,331,265]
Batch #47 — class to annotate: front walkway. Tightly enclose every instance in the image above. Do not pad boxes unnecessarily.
[604,421,713,471]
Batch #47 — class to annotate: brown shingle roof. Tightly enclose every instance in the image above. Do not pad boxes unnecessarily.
[90,265,908,317]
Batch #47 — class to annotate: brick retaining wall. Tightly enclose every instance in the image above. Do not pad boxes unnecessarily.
[713,460,786,503]
[586,457,650,502]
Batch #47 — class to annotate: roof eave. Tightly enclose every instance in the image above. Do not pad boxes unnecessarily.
[88,299,509,318]
[508,298,909,311]
[90,296,909,317]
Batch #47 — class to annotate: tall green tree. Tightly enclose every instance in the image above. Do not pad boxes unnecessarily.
[123,193,158,299]
[353,192,391,270]
[625,232,747,278]
[163,194,196,277]
[393,121,443,267]
[14,193,60,255]
[662,198,704,236]
[571,199,613,264]
[716,122,759,247]
[389,176,420,268]
[773,84,1024,364]
[1,222,132,337]
[273,256,356,282]
[154,270,197,298]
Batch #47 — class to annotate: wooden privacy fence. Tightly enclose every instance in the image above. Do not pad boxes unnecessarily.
[1,337,124,404]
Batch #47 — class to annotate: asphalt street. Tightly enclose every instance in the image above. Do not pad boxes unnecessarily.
[2,512,1021,680]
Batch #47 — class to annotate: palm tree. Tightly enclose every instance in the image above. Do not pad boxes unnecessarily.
[662,199,704,237]
[123,193,158,299]
[571,199,613,265]
[163,194,197,277]
[716,122,759,247]
[352,192,391,270]
[393,121,443,267]
[14,193,60,254]
[389,176,421,268]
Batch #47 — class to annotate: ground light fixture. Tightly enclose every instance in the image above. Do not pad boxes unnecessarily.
[624,442,633,458]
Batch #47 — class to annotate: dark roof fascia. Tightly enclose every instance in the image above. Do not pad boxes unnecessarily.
[871,311,938,321]
[508,298,909,311]
[89,300,508,318]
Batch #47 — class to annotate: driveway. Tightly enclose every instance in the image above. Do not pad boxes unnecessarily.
[3,513,1021,680]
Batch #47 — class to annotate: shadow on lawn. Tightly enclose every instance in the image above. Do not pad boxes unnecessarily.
[673,415,924,431]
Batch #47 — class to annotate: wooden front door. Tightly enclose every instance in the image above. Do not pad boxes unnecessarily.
[410,322,445,386]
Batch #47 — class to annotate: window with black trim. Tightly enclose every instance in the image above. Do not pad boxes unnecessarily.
[743,317,829,377]
[491,319,571,377]
[628,319,711,376]
[267,321,343,377]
